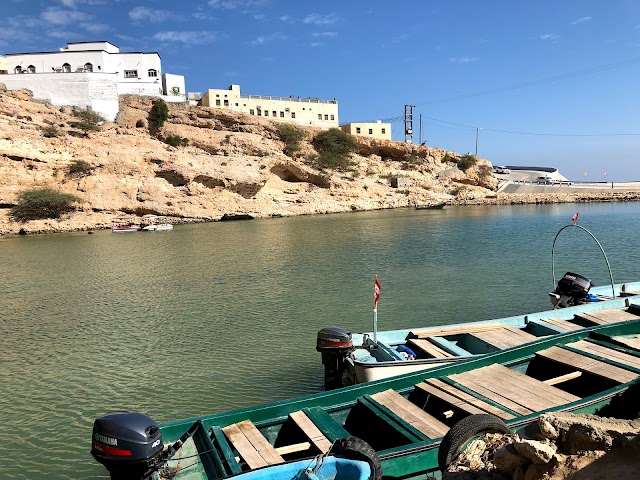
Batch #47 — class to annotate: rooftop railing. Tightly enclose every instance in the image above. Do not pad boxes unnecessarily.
[239,94,337,104]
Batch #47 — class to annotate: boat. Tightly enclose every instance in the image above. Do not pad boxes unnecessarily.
[140,215,174,231]
[111,215,141,232]
[414,202,446,210]
[91,318,640,480]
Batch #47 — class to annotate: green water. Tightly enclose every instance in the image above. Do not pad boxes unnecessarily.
[1,203,639,478]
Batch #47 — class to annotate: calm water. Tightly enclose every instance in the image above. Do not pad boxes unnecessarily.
[1,203,640,478]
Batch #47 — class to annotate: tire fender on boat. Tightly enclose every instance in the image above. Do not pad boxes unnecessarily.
[332,436,382,480]
[438,414,510,472]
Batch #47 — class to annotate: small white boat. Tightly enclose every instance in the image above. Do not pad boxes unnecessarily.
[111,216,141,233]
[140,215,174,231]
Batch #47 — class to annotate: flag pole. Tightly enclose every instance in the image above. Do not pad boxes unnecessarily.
[373,306,378,343]
[373,276,381,343]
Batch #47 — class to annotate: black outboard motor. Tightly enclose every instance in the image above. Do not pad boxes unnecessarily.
[91,412,163,480]
[549,272,594,309]
[317,326,354,390]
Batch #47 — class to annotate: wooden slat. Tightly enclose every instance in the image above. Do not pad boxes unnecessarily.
[449,364,579,415]
[410,323,502,339]
[222,420,284,469]
[568,340,640,369]
[612,335,640,350]
[536,318,583,332]
[536,346,638,384]
[407,339,454,358]
[471,326,539,349]
[543,371,582,386]
[289,411,332,454]
[370,389,449,439]
[575,309,640,326]
[418,378,514,420]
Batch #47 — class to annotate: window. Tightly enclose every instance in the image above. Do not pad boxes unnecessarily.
[85,63,94,72]
[291,112,296,119]
[356,127,361,134]
[330,115,335,120]
[224,100,229,106]
[318,114,322,120]
[250,109,255,115]
[324,114,329,120]
[27,65,36,73]
[369,129,373,135]
[264,111,269,116]
[216,94,220,97]
[381,128,386,134]
[62,63,71,73]
[216,99,221,106]
[280,111,285,117]
[147,68,157,77]
[272,111,276,117]
[14,66,22,73]
[235,103,239,106]
[124,70,137,78]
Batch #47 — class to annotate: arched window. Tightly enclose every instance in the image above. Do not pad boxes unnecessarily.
[84,63,93,72]
[27,65,36,73]
[14,66,23,74]
[147,69,157,77]
[62,63,71,73]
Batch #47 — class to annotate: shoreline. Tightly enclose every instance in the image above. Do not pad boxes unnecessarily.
[3,190,640,237]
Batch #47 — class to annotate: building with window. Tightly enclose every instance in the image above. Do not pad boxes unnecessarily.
[340,120,392,141]
[0,41,185,120]
[200,85,339,128]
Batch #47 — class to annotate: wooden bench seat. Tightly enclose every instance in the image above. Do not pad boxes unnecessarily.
[416,378,514,420]
[288,410,332,454]
[574,309,640,326]
[448,364,580,415]
[535,346,638,384]
[471,326,540,350]
[410,323,502,339]
[222,420,284,469]
[407,339,454,358]
[567,340,640,369]
[535,317,583,332]
[612,335,640,350]
[370,389,449,439]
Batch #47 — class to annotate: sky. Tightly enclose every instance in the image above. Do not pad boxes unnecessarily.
[2,0,640,181]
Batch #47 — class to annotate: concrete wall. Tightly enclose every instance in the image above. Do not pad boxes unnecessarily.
[341,121,391,140]
[162,73,186,98]
[200,84,339,128]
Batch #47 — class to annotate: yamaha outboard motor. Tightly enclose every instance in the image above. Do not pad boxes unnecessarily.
[91,412,163,480]
[317,326,354,390]
[549,272,595,309]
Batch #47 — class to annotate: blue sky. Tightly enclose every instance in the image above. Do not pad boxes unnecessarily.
[3,1,640,181]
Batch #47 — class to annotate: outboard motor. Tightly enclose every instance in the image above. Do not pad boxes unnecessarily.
[549,272,595,309]
[317,326,354,390]
[91,412,163,480]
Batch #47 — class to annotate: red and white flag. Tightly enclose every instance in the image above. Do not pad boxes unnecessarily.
[571,212,579,223]
[373,276,381,309]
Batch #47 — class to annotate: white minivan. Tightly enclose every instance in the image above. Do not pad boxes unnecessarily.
[536,176,554,184]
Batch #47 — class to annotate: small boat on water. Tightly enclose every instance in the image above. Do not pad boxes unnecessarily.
[111,215,141,233]
[140,214,174,231]
[414,202,446,210]
[91,318,640,479]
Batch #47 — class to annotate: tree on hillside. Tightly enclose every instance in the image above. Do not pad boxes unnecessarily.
[310,128,359,169]
[70,108,105,137]
[150,100,169,129]
[10,188,80,221]
[276,123,306,157]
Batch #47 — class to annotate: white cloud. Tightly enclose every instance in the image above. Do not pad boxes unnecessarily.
[449,57,479,64]
[312,31,337,38]
[81,22,109,32]
[193,11,215,20]
[392,33,409,43]
[571,16,591,25]
[60,0,105,7]
[129,6,172,23]
[48,30,79,39]
[249,32,286,46]
[539,33,559,41]
[303,13,339,25]
[311,42,324,47]
[41,8,93,25]
[8,15,40,29]
[208,0,267,9]
[153,31,218,45]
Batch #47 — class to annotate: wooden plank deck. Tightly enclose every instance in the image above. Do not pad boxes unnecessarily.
[566,340,640,370]
[288,411,332,454]
[612,335,640,350]
[574,309,640,326]
[410,323,502,339]
[535,346,638,384]
[407,339,454,358]
[471,326,541,349]
[536,317,583,332]
[222,420,284,469]
[370,389,449,439]
[417,378,515,420]
[448,364,580,415]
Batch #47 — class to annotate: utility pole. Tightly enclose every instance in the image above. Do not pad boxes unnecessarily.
[419,113,422,145]
[475,127,482,156]
[404,105,414,144]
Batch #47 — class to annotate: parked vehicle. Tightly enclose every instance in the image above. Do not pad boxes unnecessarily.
[536,176,554,184]
[494,166,511,174]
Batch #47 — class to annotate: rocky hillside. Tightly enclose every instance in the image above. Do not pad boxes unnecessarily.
[0,86,502,234]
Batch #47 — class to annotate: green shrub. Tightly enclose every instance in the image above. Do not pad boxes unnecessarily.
[457,154,477,172]
[67,159,93,177]
[311,128,358,169]
[164,135,189,147]
[42,124,63,138]
[10,188,80,221]
[276,123,305,157]
[151,100,169,128]
[69,108,105,136]
[443,153,455,163]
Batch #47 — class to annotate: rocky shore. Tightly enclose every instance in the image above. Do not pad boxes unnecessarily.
[2,86,640,237]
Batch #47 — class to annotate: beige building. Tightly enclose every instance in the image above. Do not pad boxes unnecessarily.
[341,121,391,141]
[200,85,338,128]
[0,56,7,74]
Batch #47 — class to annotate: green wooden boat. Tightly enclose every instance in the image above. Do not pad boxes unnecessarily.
[92,306,640,480]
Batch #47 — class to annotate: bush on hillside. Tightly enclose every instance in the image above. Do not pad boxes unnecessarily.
[443,153,455,163]
[69,108,105,136]
[164,135,189,147]
[310,128,358,169]
[41,124,63,138]
[276,123,305,157]
[457,154,477,172]
[151,100,169,129]
[10,188,80,221]
[67,159,93,177]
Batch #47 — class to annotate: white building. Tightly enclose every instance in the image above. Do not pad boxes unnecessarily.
[0,41,185,120]
[199,85,339,129]
[341,120,391,141]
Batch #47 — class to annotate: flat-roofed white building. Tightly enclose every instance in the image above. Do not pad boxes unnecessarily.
[200,85,339,128]
[341,121,391,141]
[0,41,185,120]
